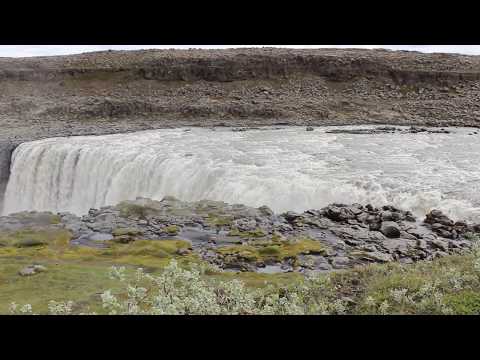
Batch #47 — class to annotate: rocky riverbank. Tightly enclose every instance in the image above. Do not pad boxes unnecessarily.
[2,197,478,275]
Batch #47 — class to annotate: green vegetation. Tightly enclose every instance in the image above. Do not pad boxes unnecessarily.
[217,238,326,263]
[0,229,72,248]
[112,227,142,237]
[164,225,180,235]
[118,202,152,219]
[207,214,233,228]
[464,232,480,242]
[3,227,480,315]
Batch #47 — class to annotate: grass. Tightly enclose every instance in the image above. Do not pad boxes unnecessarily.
[328,252,480,314]
[1,226,480,314]
[0,234,199,313]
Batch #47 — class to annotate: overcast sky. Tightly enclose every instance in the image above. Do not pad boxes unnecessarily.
[1,45,480,57]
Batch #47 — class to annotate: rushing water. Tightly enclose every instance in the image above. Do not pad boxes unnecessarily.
[3,126,480,221]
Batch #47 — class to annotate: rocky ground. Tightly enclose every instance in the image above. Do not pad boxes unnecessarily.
[2,197,478,275]
[1,48,480,274]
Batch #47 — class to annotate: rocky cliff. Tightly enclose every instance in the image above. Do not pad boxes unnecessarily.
[2,47,480,136]
[2,47,480,207]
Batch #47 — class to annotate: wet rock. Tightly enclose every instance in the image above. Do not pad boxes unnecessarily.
[258,205,274,217]
[380,211,394,221]
[306,126,314,132]
[380,221,401,238]
[368,221,382,231]
[425,210,454,226]
[283,211,303,223]
[323,205,356,222]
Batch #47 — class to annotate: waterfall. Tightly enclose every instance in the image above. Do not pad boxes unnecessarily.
[3,127,480,220]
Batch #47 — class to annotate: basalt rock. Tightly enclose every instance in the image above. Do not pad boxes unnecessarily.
[380,221,401,238]
[2,198,477,273]
[423,209,476,239]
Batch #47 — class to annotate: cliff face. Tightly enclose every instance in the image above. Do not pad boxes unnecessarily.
[2,47,480,82]
[2,47,480,141]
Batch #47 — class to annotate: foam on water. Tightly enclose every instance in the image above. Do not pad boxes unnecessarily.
[3,126,480,221]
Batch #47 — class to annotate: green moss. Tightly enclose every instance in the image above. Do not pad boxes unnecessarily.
[112,227,142,237]
[217,238,326,263]
[217,245,260,262]
[0,229,72,249]
[164,225,180,235]
[207,214,233,228]
[118,202,150,219]
[258,246,282,256]
[227,228,242,236]
[279,238,326,258]
[49,215,62,225]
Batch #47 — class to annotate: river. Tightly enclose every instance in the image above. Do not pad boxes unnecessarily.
[3,126,480,221]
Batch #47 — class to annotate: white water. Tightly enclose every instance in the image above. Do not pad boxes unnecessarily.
[3,126,480,221]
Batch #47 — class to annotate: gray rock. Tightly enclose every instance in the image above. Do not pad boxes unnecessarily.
[380,221,401,238]
[430,239,449,251]
[88,233,114,242]
[356,251,393,263]
[399,231,418,240]
[19,265,47,277]
[258,205,274,217]
[330,256,350,269]
[380,211,393,221]
[416,239,428,250]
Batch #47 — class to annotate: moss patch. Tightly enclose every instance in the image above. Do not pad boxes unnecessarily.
[217,238,326,262]
[0,229,72,249]
[112,227,143,237]
[164,225,180,235]
[207,214,233,228]
[117,202,152,219]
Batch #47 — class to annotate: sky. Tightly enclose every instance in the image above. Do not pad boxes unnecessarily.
[1,45,480,57]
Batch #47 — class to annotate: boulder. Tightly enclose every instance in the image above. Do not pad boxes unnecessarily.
[330,256,350,269]
[380,221,401,238]
[19,265,47,277]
